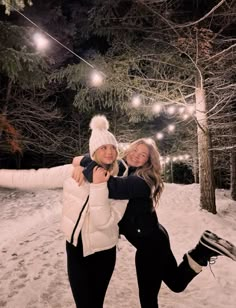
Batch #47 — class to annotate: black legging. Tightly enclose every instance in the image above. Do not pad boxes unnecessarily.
[125,224,198,308]
[66,237,116,308]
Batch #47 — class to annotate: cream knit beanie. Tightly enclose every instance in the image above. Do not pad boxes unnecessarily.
[89,115,118,157]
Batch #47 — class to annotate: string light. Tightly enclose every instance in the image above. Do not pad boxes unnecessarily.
[131,95,142,107]
[182,113,190,120]
[168,124,175,132]
[187,105,195,114]
[161,154,191,165]
[165,156,170,163]
[11,4,197,146]
[178,106,185,114]
[89,70,104,87]
[156,132,164,140]
[11,5,96,69]
[166,105,176,115]
[119,143,191,168]
[12,4,197,116]
[152,103,162,114]
[33,32,49,50]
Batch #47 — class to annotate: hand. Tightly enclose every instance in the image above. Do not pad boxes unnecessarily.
[72,166,85,186]
[93,167,110,184]
[72,156,83,167]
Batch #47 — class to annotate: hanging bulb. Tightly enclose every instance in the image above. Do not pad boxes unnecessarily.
[90,70,104,87]
[152,103,162,114]
[156,132,164,140]
[33,32,49,50]
[131,95,142,107]
[166,106,176,115]
[168,124,175,132]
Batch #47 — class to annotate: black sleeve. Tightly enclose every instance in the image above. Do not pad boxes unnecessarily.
[80,154,92,167]
[107,175,151,200]
[82,159,151,200]
[82,160,98,183]
[82,159,124,182]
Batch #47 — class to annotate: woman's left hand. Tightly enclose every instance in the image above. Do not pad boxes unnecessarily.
[93,167,110,184]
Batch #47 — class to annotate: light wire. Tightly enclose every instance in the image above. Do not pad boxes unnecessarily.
[10,4,95,69]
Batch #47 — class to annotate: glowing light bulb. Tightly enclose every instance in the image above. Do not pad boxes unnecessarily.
[90,70,104,87]
[166,106,176,115]
[156,132,164,140]
[187,105,195,114]
[33,33,49,50]
[168,124,175,132]
[152,103,162,114]
[131,95,142,107]
[165,156,170,163]
[178,106,185,114]
[182,113,189,120]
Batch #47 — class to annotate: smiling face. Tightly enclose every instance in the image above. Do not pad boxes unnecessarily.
[125,143,150,167]
[94,144,118,166]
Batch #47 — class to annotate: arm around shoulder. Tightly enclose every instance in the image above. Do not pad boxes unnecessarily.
[107,175,151,200]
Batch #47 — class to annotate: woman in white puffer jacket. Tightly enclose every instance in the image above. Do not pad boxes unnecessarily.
[0,115,128,308]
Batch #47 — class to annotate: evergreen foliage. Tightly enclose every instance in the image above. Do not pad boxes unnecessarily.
[0,0,235,198]
[0,0,32,15]
[0,21,48,87]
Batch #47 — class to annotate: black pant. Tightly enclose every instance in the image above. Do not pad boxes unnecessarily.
[126,224,198,308]
[66,237,116,308]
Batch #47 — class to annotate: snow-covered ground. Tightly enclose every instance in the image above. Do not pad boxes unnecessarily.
[0,183,236,308]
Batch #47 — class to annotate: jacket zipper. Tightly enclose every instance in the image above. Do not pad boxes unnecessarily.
[70,195,89,244]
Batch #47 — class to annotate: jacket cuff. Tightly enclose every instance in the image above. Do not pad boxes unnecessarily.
[90,182,107,190]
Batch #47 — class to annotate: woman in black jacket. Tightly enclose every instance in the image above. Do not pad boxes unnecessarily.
[73,137,236,308]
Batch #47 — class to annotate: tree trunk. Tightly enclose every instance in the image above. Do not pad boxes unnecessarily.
[191,146,199,183]
[170,160,174,183]
[192,156,198,183]
[195,87,216,214]
[163,162,167,182]
[230,151,236,201]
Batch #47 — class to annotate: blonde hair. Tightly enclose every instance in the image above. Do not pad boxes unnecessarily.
[123,138,164,205]
[93,150,119,176]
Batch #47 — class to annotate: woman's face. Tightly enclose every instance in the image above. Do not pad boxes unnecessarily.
[126,143,150,167]
[95,144,117,165]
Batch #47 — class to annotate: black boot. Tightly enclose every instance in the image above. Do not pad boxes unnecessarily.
[188,230,236,266]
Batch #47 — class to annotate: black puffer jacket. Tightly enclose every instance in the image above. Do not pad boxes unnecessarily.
[81,157,159,243]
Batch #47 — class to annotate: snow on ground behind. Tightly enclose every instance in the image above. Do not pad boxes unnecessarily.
[0,183,236,308]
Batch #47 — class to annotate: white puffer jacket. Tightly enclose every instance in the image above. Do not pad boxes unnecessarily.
[0,164,128,256]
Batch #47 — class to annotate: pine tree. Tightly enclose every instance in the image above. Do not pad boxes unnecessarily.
[57,0,236,212]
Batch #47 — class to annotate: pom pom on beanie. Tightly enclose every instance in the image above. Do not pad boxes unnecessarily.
[89,115,118,156]
[90,115,109,130]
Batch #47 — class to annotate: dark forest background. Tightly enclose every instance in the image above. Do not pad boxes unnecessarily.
[0,0,235,194]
